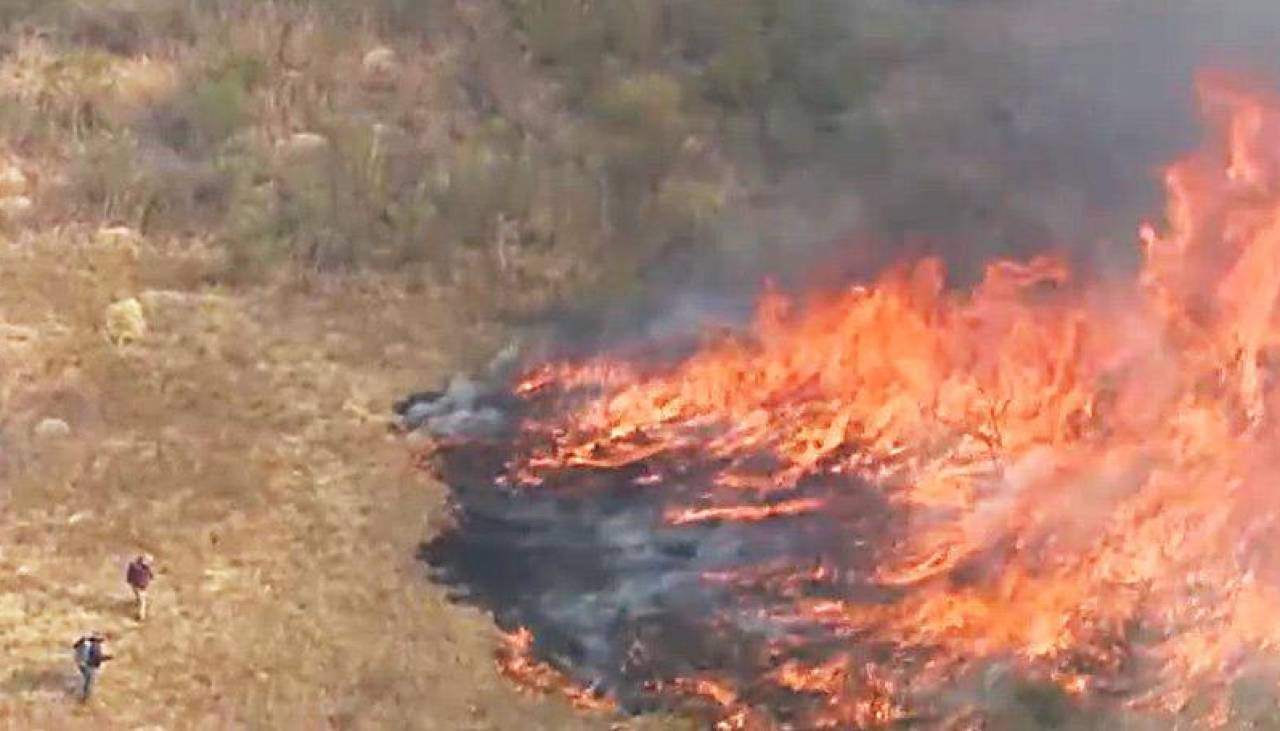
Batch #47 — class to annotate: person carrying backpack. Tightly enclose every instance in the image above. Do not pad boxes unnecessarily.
[72,634,112,702]
[125,554,154,621]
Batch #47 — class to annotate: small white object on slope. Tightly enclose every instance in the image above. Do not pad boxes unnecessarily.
[105,298,147,345]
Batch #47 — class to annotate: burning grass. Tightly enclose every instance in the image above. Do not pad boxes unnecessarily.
[423,74,1280,728]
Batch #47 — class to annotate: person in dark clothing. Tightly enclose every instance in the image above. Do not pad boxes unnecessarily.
[125,554,153,621]
[72,634,111,702]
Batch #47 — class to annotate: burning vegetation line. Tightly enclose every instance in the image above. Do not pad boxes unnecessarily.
[416,74,1280,728]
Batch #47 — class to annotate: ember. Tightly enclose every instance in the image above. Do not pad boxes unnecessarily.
[419,75,1280,727]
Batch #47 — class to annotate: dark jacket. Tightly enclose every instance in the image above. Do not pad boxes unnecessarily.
[126,560,153,590]
[73,637,110,668]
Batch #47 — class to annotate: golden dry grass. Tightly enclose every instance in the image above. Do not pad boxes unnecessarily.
[0,4,720,727]
[0,224,688,729]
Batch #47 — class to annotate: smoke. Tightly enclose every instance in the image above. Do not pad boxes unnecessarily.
[546,1,1280,351]
[861,0,1280,273]
[395,343,522,439]
[412,7,1280,722]
[494,1,1280,387]
[692,0,1280,292]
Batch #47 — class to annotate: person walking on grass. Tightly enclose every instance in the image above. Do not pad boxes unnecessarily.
[72,634,111,702]
[126,554,154,621]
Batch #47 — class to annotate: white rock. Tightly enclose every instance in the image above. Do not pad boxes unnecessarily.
[0,195,33,222]
[105,297,147,345]
[362,47,400,82]
[33,417,71,439]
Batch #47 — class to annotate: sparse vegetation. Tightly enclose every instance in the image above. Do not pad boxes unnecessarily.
[0,224,630,728]
[1,0,917,306]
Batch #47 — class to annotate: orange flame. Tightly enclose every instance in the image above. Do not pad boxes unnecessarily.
[499,73,1280,725]
[495,628,614,712]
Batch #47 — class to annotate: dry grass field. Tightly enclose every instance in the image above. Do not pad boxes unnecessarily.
[0,4,713,726]
[0,224,689,729]
[0,5,691,727]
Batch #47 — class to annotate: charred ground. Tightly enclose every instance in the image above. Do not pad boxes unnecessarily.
[421,383,900,721]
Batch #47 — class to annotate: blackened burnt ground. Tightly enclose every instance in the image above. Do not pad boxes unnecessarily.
[417,384,925,725]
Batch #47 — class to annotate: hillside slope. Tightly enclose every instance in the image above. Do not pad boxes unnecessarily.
[0,225,685,728]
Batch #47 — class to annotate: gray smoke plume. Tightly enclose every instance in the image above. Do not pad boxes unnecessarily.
[705,0,1280,289]
[395,342,522,439]
[862,0,1280,273]
[564,1,1280,349]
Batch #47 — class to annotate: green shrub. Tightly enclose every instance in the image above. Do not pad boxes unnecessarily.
[148,54,261,154]
[590,73,691,200]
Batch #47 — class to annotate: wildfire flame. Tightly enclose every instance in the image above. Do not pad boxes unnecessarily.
[480,74,1280,727]
[496,628,614,712]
